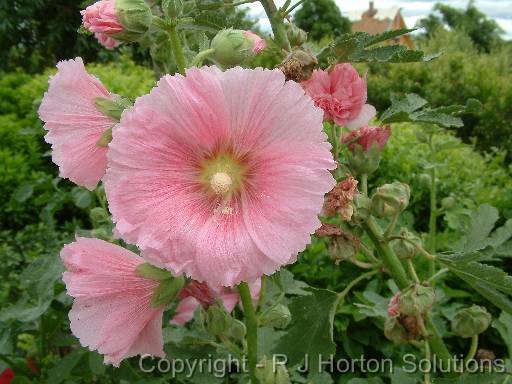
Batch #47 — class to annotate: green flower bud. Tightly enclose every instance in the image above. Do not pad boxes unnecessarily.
[210,29,265,67]
[391,228,420,259]
[441,196,456,209]
[255,357,291,384]
[90,207,110,223]
[371,182,411,218]
[229,319,246,341]
[346,145,382,176]
[114,0,152,42]
[398,284,435,316]
[205,304,233,335]
[260,304,292,329]
[286,23,308,47]
[452,305,491,338]
[384,317,409,345]
[162,0,184,19]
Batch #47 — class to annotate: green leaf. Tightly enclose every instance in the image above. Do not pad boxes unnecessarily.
[459,204,499,252]
[493,312,512,357]
[13,182,34,202]
[274,287,340,368]
[45,348,85,384]
[88,351,106,375]
[136,263,173,280]
[318,30,438,64]
[151,276,184,307]
[71,187,92,209]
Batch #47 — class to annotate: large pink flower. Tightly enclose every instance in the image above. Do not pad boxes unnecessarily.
[81,0,123,49]
[301,64,376,129]
[38,58,115,190]
[171,280,261,325]
[105,67,336,286]
[61,237,165,366]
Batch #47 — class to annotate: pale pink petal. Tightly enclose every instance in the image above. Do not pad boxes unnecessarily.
[105,67,335,286]
[61,237,164,366]
[81,0,123,34]
[38,58,115,189]
[170,297,200,325]
[344,104,377,130]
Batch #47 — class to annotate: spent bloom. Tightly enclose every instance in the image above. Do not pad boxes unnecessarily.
[171,280,261,325]
[323,176,358,221]
[301,64,376,129]
[61,237,168,366]
[38,58,117,190]
[81,0,123,49]
[342,125,391,153]
[105,67,336,286]
[387,292,401,317]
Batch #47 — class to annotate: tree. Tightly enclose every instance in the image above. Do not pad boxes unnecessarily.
[294,0,351,42]
[417,1,503,52]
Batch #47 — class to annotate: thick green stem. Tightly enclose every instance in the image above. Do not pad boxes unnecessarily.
[425,315,453,366]
[427,134,437,275]
[259,0,291,50]
[424,341,431,384]
[168,26,187,75]
[361,174,368,196]
[239,282,259,384]
[363,219,410,289]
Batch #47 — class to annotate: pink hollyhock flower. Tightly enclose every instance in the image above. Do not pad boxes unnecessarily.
[243,30,266,53]
[81,0,123,49]
[342,125,391,152]
[38,58,116,190]
[61,237,165,366]
[0,368,14,384]
[171,280,261,325]
[105,67,336,286]
[388,292,401,317]
[301,64,376,129]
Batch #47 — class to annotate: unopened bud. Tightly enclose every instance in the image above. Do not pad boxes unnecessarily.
[114,0,153,42]
[89,207,110,223]
[286,24,308,47]
[210,29,266,67]
[229,319,246,341]
[391,228,420,259]
[452,305,491,338]
[255,357,291,384]
[260,304,292,329]
[398,284,435,316]
[371,182,410,218]
[205,304,233,335]
[441,196,456,209]
[162,0,184,19]
[418,173,432,189]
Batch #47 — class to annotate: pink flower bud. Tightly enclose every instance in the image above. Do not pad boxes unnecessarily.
[342,125,391,153]
[243,30,267,53]
[387,292,401,317]
[81,0,123,49]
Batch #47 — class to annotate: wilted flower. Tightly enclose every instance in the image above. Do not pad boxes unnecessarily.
[105,67,335,286]
[342,125,391,152]
[171,280,260,325]
[323,176,358,220]
[81,0,152,49]
[301,64,376,129]
[61,237,170,366]
[210,29,266,66]
[387,292,401,317]
[277,49,317,82]
[38,58,118,190]
[371,181,411,218]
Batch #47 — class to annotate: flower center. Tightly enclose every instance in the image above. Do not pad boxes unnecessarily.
[210,172,233,195]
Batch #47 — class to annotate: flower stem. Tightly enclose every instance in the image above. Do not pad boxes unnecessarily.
[407,258,420,283]
[361,173,368,196]
[424,341,432,384]
[338,269,379,302]
[239,282,259,384]
[259,0,291,50]
[168,26,187,75]
[427,134,437,275]
[192,48,215,67]
[464,335,478,366]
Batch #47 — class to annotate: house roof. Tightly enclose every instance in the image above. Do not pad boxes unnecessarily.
[346,6,401,22]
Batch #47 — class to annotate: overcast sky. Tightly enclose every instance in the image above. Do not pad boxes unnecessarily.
[247,0,512,40]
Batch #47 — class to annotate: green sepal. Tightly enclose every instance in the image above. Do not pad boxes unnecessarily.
[96,127,113,147]
[114,0,153,42]
[94,96,132,121]
[150,276,185,308]
[136,263,174,280]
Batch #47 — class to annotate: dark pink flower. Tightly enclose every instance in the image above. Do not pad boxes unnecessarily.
[301,64,376,129]
[342,126,391,152]
[81,0,123,49]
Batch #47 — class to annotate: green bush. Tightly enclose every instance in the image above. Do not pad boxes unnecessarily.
[366,30,512,162]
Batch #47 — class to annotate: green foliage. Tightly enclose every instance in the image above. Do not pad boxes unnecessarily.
[294,0,351,41]
[416,1,504,52]
[318,29,438,65]
[366,29,512,163]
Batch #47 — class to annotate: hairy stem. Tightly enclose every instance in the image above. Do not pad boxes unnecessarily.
[464,335,478,366]
[168,26,187,75]
[259,0,291,50]
[360,173,368,196]
[239,282,259,384]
